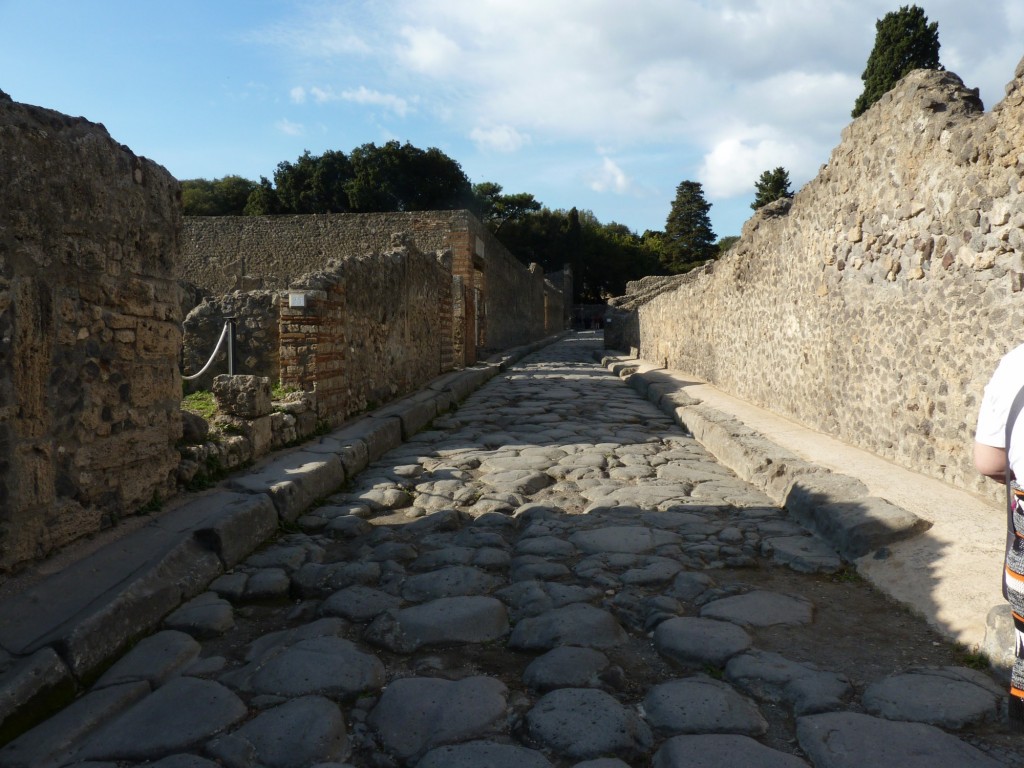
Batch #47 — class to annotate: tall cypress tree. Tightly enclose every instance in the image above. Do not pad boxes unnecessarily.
[852,5,941,118]
[663,181,716,274]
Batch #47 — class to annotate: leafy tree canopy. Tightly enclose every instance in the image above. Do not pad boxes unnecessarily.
[472,182,541,233]
[346,141,474,213]
[181,175,259,216]
[717,235,740,254]
[663,181,716,274]
[852,4,941,118]
[751,167,794,210]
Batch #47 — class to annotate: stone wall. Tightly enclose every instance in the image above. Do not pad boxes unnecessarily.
[615,63,1024,499]
[182,291,280,393]
[279,237,454,427]
[181,209,557,355]
[0,93,182,572]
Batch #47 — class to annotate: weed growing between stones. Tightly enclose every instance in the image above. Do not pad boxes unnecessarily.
[181,390,218,420]
[953,642,992,671]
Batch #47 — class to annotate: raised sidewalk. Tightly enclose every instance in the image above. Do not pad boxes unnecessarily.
[596,350,1011,668]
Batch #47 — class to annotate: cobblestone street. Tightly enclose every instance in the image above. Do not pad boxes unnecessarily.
[2,334,1022,768]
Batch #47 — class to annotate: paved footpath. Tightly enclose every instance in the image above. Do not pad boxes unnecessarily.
[2,334,1023,767]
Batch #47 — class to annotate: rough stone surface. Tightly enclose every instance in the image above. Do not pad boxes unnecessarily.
[526,688,652,760]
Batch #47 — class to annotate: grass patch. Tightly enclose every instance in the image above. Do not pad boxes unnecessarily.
[271,382,300,400]
[952,642,991,670]
[182,390,218,420]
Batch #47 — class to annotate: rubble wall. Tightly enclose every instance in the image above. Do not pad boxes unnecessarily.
[279,241,453,427]
[621,64,1024,498]
[0,93,182,571]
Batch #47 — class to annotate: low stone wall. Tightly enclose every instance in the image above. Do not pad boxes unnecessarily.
[280,237,454,427]
[0,93,182,572]
[182,291,280,393]
[616,63,1024,500]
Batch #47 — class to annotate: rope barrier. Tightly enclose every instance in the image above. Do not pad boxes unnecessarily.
[182,319,233,381]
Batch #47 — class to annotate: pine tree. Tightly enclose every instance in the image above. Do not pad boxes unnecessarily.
[663,181,716,274]
[852,5,941,118]
[751,167,793,210]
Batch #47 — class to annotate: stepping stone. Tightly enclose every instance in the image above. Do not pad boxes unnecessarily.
[416,740,552,768]
[523,646,610,691]
[321,585,401,621]
[74,678,246,762]
[400,565,501,602]
[643,675,767,736]
[368,676,508,762]
[526,688,652,760]
[652,734,810,768]
[862,667,1005,729]
[509,603,628,650]
[725,650,852,715]
[796,711,1003,767]
[221,635,384,700]
[206,695,347,768]
[654,617,752,668]
[364,596,510,653]
[699,590,813,627]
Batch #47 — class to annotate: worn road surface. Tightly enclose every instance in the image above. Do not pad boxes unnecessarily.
[2,334,1022,768]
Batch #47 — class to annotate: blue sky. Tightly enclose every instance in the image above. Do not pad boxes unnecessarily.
[2,1,1022,239]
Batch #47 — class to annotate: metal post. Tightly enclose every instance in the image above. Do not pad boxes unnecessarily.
[225,317,236,376]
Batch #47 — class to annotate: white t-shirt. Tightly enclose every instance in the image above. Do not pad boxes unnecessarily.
[976,342,1024,480]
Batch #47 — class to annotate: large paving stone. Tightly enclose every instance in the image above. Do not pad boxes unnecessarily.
[365,596,510,653]
[796,711,1003,768]
[74,678,247,762]
[725,650,852,715]
[508,603,628,650]
[496,580,601,621]
[206,695,348,768]
[220,635,384,700]
[699,590,813,628]
[861,666,1004,729]
[654,617,752,668]
[652,734,810,768]
[526,688,652,760]
[523,646,610,691]
[415,740,552,768]
[94,630,200,690]
[368,676,508,762]
[643,675,767,736]
[400,565,501,602]
[569,526,682,554]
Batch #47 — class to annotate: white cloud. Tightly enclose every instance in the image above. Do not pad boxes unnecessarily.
[589,156,633,195]
[296,85,411,117]
[469,124,530,153]
[275,118,305,136]
[397,25,462,76]
[289,86,306,104]
[698,129,807,198]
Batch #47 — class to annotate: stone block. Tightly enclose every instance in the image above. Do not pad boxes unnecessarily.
[372,397,437,440]
[188,492,279,569]
[0,648,75,746]
[226,451,345,522]
[212,375,273,418]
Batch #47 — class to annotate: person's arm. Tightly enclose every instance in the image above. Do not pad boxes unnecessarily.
[974,441,1008,484]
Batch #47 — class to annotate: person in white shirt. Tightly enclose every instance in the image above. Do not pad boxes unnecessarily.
[974,342,1024,729]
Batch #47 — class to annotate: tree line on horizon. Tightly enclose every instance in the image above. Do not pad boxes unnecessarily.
[182,5,940,300]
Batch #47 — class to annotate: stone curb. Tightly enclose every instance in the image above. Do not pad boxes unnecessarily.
[0,331,569,745]
[596,351,933,562]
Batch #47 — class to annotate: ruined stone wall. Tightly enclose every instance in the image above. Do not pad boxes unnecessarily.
[182,291,280,393]
[279,240,453,427]
[181,210,555,355]
[620,64,1024,498]
[0,93,182,572]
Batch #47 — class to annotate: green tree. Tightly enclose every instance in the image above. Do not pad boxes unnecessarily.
[663,181,716,274]
[717,235,740,254]
[751,167,793,210]
[346,141,474,212]
[181,175,258,215]
[244,177,283,215]
[852,5,941,118]
[472,182,541,233]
